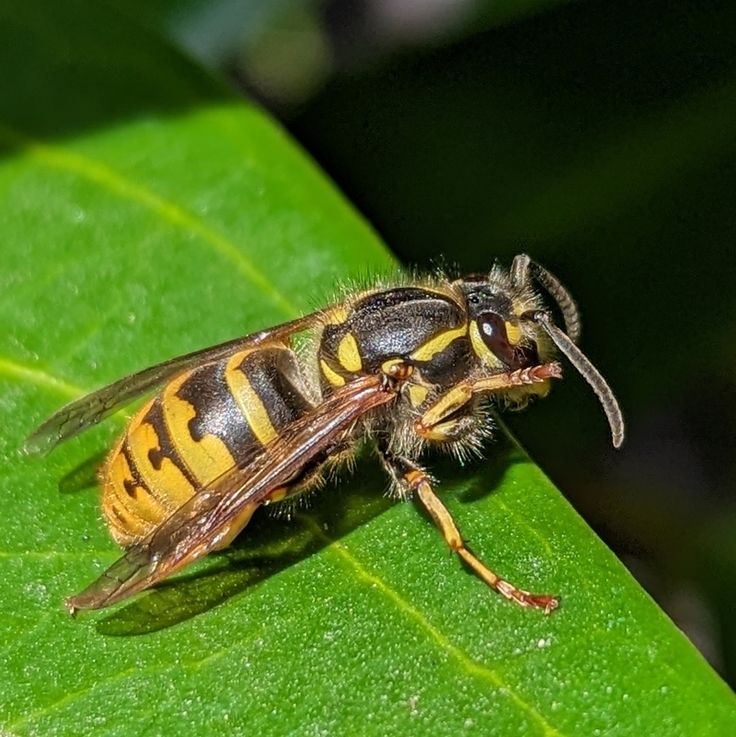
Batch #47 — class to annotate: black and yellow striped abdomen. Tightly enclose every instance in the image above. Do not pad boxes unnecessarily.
[102,345,315,546]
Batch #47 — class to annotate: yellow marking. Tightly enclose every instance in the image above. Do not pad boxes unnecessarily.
[101,439,142,544]
[127,421,197,511]
[337,332,362,373]
[506,382,551,404]
[418,419,464,442]
[163,373,236,485]
[226,354,278,446]
[263,487,289,505]
[469,321,502,367]
[324,305,349,325]
[125,398,155,433]
[410,325,467,362]
[106,499,151,545]
[107,451,164,523]
[320,359,346,387]
[100,401,184,543]
[506,321,523,345]
[102,445,160,546]
[408,384,429,408]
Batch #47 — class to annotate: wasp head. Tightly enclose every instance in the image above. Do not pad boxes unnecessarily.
[457,272,549,372]
[456,257,624,448]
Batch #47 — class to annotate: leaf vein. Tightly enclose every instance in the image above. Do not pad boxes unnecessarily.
[0,356,82,398]
[299,513,565,737]
[0,124,298,318]
[0,550,114,560]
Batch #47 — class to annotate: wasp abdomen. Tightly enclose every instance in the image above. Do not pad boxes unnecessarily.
[102,345,315,546]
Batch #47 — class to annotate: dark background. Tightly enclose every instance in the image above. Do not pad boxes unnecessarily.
[145,0,736,685]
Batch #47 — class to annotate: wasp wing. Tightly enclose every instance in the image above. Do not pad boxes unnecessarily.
[25,312,325,456]
[65,373,396,612]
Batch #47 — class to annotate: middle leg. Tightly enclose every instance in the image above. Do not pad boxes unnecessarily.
[376,440,559,614]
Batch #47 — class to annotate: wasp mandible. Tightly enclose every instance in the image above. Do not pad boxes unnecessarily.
[26,254,624,614]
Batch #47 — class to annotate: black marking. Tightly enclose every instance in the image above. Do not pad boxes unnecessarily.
[354,287,451,311]
[417,336,473,386]
[174,348,316,471]
[120,442,151,500]
[122,478,138,499]
[143,399,200,489]
[175,361,259,466]
[237,348,315,431]
[108,503,131,527]
[460,282,515,318]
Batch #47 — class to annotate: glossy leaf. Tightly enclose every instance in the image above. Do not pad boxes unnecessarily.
[0,2,734,736]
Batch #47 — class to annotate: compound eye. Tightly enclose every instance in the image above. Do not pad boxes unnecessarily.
[477,313,515,366]
[477,313,539,368]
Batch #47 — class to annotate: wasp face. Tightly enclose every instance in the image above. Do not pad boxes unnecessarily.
[459,279,542,371]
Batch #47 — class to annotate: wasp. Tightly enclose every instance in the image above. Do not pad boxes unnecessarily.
[26,254,624,615]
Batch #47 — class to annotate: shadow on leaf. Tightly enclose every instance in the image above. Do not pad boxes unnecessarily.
[91,436,528,635]
[58,451,106,494]
[96,455,395,635]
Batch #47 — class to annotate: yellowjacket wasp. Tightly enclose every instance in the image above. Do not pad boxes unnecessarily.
[26,254,623,614]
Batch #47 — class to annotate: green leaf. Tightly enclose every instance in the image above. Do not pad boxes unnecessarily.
[0,2,734,736]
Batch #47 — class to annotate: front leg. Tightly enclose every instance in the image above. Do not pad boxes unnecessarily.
[415,362,562,441]
[376,441,559,614]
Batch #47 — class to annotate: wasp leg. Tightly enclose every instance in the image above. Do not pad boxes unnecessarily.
[415,363,562,440]
[211,501,262,551]
[377,444,558,614]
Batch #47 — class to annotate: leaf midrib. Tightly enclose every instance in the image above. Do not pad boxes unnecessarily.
[0,122,299,319]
